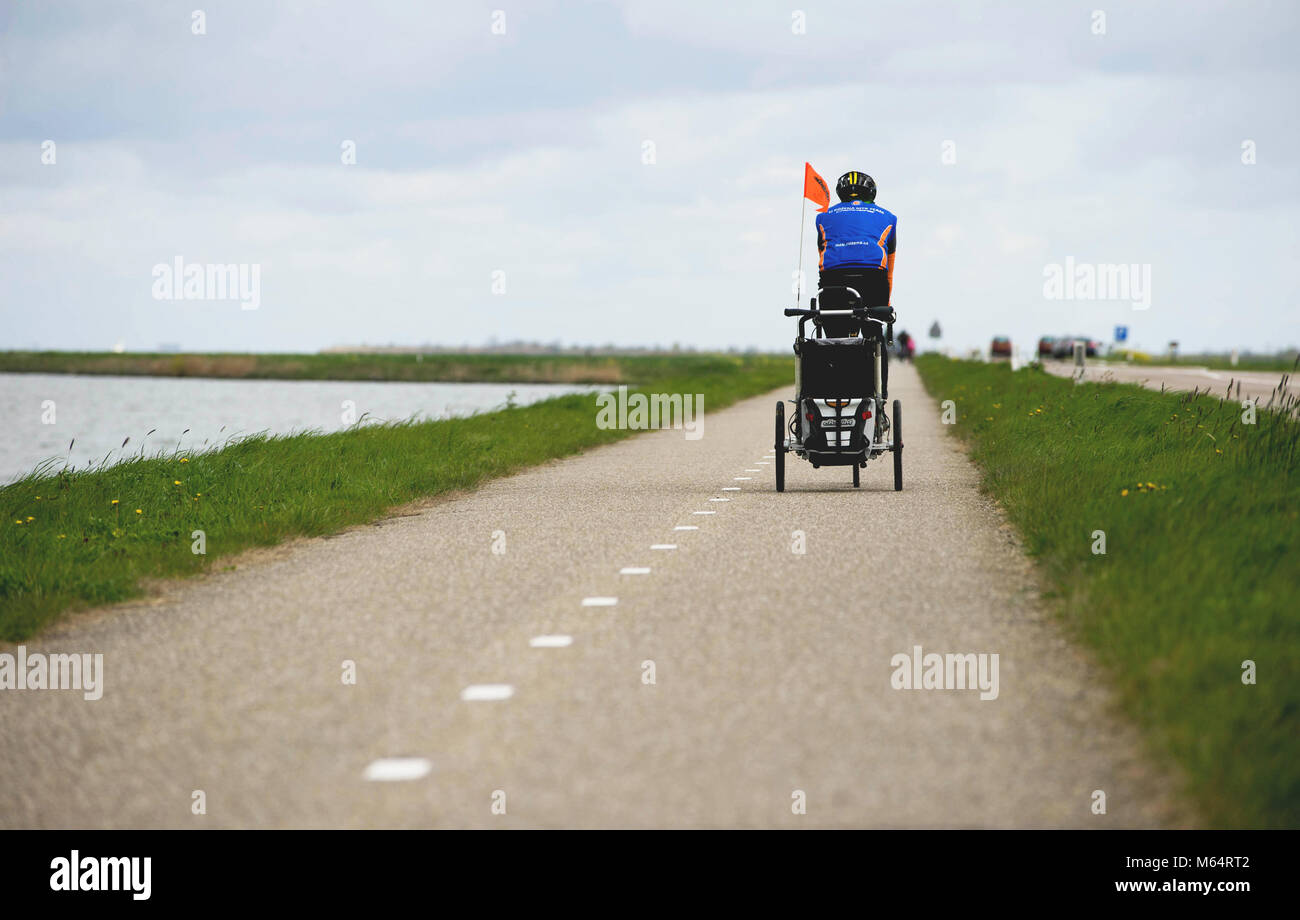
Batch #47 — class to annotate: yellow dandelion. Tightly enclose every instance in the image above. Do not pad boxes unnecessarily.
[111,499,120,505]
[1147,482,1155,489]
[135,508,142,515]
[180,458,189,463]
[58,534,66,539]
[26,516,34,522]
[1215,449,1223,455]
[1121,489,1129,496]
[14,520,22,525]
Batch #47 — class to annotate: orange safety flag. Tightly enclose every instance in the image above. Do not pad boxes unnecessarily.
[803,162,830,212]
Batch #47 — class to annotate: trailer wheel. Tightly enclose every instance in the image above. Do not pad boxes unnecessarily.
[892,399,903,491]
[775,401,786,493]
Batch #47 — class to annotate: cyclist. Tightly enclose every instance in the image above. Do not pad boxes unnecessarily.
[815,171,898,394]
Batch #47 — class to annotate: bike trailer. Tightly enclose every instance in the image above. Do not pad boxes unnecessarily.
[795,336,874,466]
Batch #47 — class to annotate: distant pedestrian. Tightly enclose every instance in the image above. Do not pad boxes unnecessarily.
[896,330,915,362]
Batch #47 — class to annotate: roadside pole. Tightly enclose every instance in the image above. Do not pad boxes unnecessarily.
[794,196,807,308]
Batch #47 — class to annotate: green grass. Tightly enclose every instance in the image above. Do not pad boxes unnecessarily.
[0,349,747,385]
[1176,353,1299,373]
[915,355,1299,828]
[0,354,787,641]
[1109,349,1300,373]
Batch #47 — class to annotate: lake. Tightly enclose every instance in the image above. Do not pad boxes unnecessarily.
[0,373,592,483]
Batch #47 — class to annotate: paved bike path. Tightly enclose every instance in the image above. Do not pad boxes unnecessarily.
[0,363,1187,827]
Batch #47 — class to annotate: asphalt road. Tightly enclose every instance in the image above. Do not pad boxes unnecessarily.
[0,362,1187,828]
[1041,358,1294,405]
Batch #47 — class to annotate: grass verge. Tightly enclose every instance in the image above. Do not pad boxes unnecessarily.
[0,349,757,384]
[915,355,1298,828]
[1,354,787,640]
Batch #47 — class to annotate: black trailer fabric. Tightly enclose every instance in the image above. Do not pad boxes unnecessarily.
[799,337,870,397]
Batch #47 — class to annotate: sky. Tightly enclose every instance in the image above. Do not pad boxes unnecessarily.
[1,0,1298,356]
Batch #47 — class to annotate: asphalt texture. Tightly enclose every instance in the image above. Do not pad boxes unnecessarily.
[0,362,1187,828]
[1041,358,1293,406]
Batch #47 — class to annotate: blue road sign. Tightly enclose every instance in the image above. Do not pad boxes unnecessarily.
[1114,325,1128,342]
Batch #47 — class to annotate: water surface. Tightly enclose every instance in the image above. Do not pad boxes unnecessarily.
[1,373,590,483]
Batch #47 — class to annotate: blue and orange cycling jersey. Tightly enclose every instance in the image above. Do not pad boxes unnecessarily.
[816,200,898,271]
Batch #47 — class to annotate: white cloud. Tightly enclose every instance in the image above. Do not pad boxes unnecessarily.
[0,0,1297,355]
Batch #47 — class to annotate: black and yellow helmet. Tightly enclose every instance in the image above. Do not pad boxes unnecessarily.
[836,171,876,202]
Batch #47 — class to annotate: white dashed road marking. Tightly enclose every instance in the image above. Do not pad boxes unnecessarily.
[650,544,677,550]
[734,477,752,481]
[674,525,699,531]
[363,758,432,782]
[620,567,651,575]
[460,684,515,701]
[530,635,573,648]
[581,596,619,607]
[692,511,716,515]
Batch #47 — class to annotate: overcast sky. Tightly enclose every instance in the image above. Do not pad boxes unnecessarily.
[1,0,1297,355]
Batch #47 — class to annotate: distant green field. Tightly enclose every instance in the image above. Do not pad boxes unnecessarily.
[1109,350,1299,373]
[916,355,1299,828]
[1175,353,1298,373]
[0,354,787,640]
[0,349,739,385]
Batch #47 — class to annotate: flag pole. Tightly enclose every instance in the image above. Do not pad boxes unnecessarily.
[794,195,807,308]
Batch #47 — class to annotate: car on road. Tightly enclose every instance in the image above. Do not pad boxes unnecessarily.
[1052,335,1100,359]
[1038,336,1055,357]
[990,336,1012,358]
